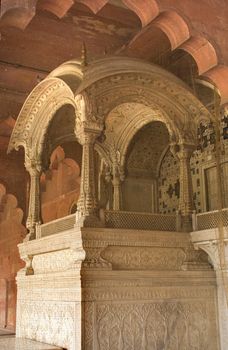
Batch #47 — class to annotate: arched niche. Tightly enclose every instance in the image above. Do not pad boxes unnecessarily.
[36,102,83,224]
[96,102,178,167]
[41,103,78,167]
[122,121,170,213]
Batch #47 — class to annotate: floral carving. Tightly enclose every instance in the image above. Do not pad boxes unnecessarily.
[95,301,218,350]
[101,246,185,270]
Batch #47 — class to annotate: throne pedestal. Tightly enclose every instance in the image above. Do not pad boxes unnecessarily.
[16,226,220,350]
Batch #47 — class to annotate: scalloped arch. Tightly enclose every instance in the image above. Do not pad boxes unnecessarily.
[7,77,76,161]
[104,103,177,168]
[152,11,190,50]
[8,56,212,165]
[78,56,211,142]
[122,0,159,27]
[0,6,35,30]
[179,36,218,75]
[76,0,108,14]
[37,0,74,18]
[203,65,228,105]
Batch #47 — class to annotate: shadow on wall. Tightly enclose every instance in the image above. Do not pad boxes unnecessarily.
[41,146,81,223]
[0,183,26,330]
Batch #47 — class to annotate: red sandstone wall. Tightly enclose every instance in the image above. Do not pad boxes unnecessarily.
[0,184,26,330]
[41,146,81,223]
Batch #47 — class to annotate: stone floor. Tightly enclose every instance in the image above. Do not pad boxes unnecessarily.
[0,337,62,350]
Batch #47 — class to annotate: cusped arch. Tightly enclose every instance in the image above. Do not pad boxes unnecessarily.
[76,0,108,14]
[37,0,74,18]
[123,0,159,27]
[78,56,212,144]
[152,11,190,50]
[119,111,176,168]
[8,77,76,162]
[0,5,35,30]
[179,36,218,75]
[203,65,228,105]
[8,56,213,163]
[102,102,178,169]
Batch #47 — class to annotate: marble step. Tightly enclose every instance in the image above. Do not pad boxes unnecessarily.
[0,337,62,350]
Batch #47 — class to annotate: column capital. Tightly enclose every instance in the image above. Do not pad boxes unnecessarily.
[24,157,43,175]
[76,125,103,145]
[171,142,195,160]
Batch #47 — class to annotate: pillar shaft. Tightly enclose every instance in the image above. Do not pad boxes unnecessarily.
[177,144,194,231]
[76,129,102,227]
[178,145,194,215]
[78,133,97,216]
[25,160,42,240]
[112,175,122,211]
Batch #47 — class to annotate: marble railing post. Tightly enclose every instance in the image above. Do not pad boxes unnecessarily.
[191,235,228,350]
[176,143,195,231]
[76,128,102,227]
[25,159,42,240]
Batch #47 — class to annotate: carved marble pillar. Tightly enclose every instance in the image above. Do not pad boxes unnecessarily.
[112,165,125,211]
[191,230,228,350]
[76,128,102,227]
[177,143,195,231]
[25,159,42,240]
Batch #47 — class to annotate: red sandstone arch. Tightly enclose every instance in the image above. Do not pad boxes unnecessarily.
[37,0,74,18]
[76,0,108,14]
[119,11,190,62]
[152,11,189,50]
[0,5,35,30]
[123,0,159,27]
[0,0,227,106]
[203,65,228,105]
[179,36,218,75]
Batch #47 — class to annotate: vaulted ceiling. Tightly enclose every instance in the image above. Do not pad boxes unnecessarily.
[0,0,228,150]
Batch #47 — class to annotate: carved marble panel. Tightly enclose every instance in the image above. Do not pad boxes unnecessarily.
[32,249,83,274]
[17,300,79,350]
[101,246,186,270]
[93,301,218,350]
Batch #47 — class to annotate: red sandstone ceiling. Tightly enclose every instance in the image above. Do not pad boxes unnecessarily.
[0,0,228,147]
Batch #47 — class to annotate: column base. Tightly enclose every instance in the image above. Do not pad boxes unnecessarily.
[75,211,104,228]
[181,215,193,232]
